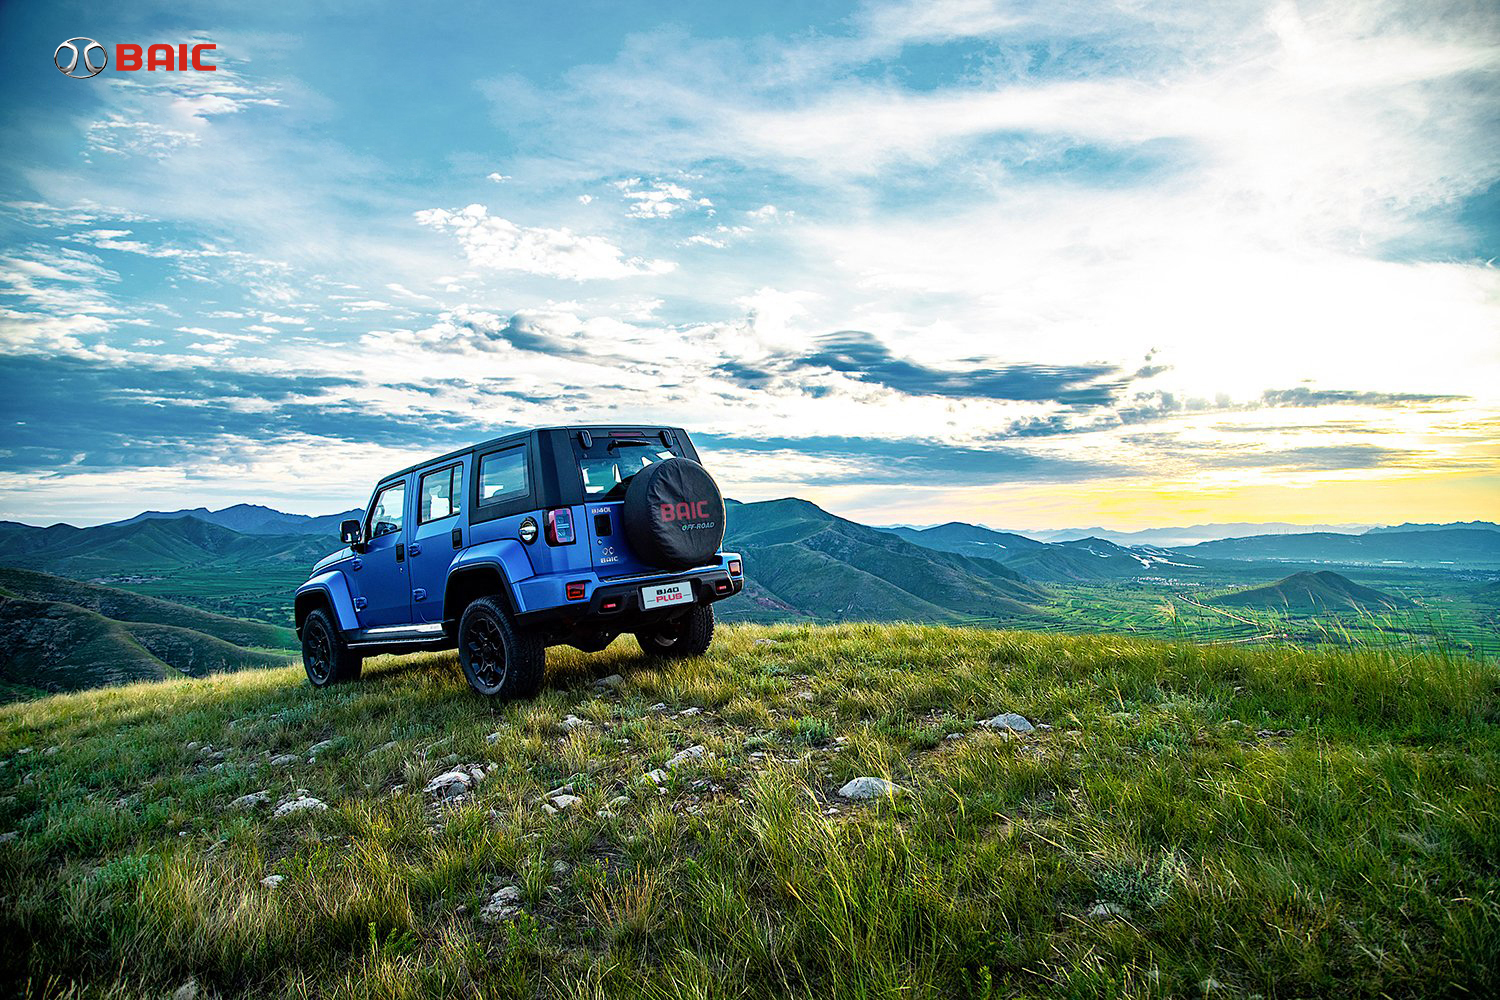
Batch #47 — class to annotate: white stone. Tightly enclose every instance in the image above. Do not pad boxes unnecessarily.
[0,831,18,844]
[595,673,625,689]
[479,885,522,924]
[667,745,707,770]
[559,714,591,732]
[678,706,702,717]
[308,739,335,755]
[551,860,570,876]
[172,979,199,1000]
[185,741,202,752]
[425,770,474,798]
[641,769,669,785]
[981,713,1035,733]
[261,874,285,889]
[837,776,902,800]
[795,690,815,701]
[547,793,582,811]
[273,794,328,818]
[268,753,299,767]
[1088,902,1127,919]
[229,790,270,811]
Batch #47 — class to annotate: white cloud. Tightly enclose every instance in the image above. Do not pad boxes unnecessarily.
[613,177,705,218]
[486,172,511,182]
[414,203,676,281]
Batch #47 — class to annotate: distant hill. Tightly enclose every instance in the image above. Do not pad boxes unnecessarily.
[0,517,331,580]
[1212,571,1410,613]
[1018,522,1375,547]
[1181,529,1500,567]
[0,572,294,700]
[1364,521,1500,535]
[725,499,1048,623]
[882,524,1203,582]
[108,503,362,536]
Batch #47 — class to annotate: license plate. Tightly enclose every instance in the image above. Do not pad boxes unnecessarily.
[641,582,693,608]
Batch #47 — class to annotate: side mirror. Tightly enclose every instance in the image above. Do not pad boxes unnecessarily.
[340,519,363,546]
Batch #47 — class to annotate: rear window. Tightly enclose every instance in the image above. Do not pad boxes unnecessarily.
[573,432,685,499]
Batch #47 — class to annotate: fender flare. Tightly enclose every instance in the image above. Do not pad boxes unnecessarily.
[295,571,359,634]
[445,540,535,620]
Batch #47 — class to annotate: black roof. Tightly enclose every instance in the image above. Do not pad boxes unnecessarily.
[377,424,683,484]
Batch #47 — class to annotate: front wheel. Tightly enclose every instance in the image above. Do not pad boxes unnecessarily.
[636,605,714,658]
[301,608,362,687]
[458,596,546,698]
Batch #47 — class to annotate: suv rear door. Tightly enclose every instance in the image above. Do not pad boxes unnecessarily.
[351,475,413,627]
[408,457,468,623]
[571,429,694,578]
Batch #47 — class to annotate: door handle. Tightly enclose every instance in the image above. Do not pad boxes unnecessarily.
[396,543,405,562]
[408,543,422,556]
[351,558,362,571]
[451,527,462,548]
[412,588,427,601]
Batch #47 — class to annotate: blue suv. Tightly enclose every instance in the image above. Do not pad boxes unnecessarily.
[293,426,743,698]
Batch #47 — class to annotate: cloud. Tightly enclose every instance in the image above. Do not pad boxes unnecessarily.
[414,204,676,280]
[613,178,708,218]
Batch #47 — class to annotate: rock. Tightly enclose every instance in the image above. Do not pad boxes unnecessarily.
[364,741,399,758]
[172,979,199,1000]
[545,783,575,798]
[667,745,707,769]
[485,731,503,744]
[754,638,775,646]
[425,770,474,799]
[595,673,625,689]
[678,706,702,717]
[608,795,630,808]
[228,790,270,811]
[273,792,328,818]
[551,860,570,876]
[650,702,668,712]
[794,690,815,701]
[479,885,522,924]
[1088,902,1127,919]
[541,803,559,816]
[981,713,1035,733]
[945,732,962,740]
[0,831,18,844]
[268,753,299,767]
[261,874,286,889]
[308,739,335,755]
[559,715,591,733]
[547,793,582,812]
[838,776,903,800]
[641,768,668,785]
[185,741,202,752]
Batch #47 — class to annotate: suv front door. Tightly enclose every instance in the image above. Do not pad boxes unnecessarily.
[354,476,413,627]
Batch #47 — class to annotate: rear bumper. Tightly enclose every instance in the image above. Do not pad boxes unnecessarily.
[515,566,742,630]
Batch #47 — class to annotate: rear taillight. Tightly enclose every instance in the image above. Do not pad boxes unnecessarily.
[728,559,742,576]
[546,508,576,545]
[566,580,587,600]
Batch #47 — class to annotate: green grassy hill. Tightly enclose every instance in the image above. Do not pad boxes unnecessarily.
[0,572,295,699]
[0,568,294,649]
[1212,570,1410,613]
[1,625,1494,998]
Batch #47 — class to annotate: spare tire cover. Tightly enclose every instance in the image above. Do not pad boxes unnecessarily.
[622,458,726,570]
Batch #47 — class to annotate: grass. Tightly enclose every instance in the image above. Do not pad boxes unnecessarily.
[1,623,1497,998]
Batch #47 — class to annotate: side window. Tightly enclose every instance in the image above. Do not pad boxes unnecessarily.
[478,447,529,506]
[418,464,463,524]
[367,481,406,539]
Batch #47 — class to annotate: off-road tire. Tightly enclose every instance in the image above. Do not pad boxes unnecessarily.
[458,596,546,699]
[636,605,715,658]
[301,608,362,687]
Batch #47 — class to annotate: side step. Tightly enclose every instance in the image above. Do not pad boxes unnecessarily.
[345,622,449,649]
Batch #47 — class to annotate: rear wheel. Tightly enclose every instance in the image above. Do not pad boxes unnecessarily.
[636,605,714,658]
[301,608,362,687]
[458,596,545,698]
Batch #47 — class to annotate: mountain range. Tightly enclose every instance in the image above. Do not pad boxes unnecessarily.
[110,503,362,536]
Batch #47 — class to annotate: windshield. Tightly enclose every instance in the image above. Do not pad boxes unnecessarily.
[574,436,681,499]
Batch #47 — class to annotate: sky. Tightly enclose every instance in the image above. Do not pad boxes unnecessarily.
[0,0,1497,531]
